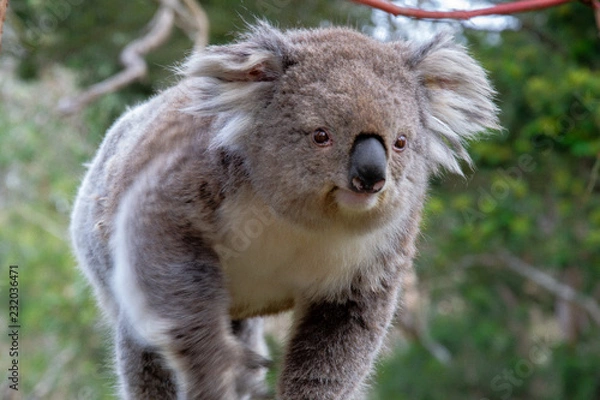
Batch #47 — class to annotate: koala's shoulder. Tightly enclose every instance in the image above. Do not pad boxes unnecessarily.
[91,83,216,223]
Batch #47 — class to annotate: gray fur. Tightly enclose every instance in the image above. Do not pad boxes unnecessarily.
[70,23,499,400]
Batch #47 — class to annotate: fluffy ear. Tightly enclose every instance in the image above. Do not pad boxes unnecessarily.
[408,34,500,175]
[183,22,293,149]
[185,22,291,83]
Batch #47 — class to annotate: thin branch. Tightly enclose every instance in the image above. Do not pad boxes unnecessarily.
[31,348,76,398]
[178,0,210,49]
[395,318,453,363]
[58,3,176,115]
[16,204,67,241]
[0,0,8,53]
[59,0,209,115]
[586,152,600,196]
[394,268,452,364]
[457,252,600,326]
[594,0,600,35]
[519,20,569,57]
[350,0,575,20]
[155,0,209,48]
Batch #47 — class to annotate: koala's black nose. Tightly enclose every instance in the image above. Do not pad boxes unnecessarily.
[349,136,387,194]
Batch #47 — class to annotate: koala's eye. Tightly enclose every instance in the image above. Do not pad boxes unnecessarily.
[312,128,332,147]
[393,135,408,152]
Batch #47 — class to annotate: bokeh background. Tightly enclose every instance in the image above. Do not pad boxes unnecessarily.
[1,1,599,399]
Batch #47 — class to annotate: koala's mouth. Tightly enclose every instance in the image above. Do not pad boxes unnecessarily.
[334,187,381,212]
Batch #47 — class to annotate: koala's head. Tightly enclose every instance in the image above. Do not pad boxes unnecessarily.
[184,23,499,231]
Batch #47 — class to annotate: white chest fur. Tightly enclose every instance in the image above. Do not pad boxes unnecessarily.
[214,198,385,318]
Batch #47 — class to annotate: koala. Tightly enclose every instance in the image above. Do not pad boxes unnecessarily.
[70,22,499,400]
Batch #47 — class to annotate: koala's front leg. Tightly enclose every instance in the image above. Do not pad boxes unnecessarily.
[279,279,401,400]
[115,242,258,399]
[113,187,268,400]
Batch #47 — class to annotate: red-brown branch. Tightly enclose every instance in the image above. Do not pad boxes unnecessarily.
[0,0,9,52]
[593,0,600,34]
[350,0,575,20]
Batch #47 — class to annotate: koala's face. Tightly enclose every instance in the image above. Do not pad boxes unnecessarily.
[247,32,429,230]
[185,24,499,231]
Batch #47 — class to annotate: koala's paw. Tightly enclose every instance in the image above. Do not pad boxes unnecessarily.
[236,349,272,400]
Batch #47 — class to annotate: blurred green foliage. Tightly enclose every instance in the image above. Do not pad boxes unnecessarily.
[1,1,599,399]
[0,65,113,397]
